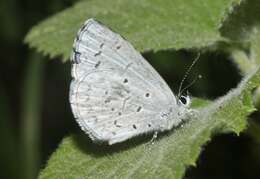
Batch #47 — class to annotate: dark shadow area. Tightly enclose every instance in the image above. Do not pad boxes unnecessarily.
[71,132,151,156]
[41,60,77,164]
[144,50,242,99]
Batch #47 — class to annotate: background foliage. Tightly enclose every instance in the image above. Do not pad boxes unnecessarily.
[1,0,260,179]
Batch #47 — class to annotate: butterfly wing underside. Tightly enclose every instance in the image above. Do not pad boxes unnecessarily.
[70,19,178,144]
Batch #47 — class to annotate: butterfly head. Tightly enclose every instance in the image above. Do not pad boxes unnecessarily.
[178,95,191,108]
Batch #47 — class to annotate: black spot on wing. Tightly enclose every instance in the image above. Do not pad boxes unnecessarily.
[72,47,81,64]
[104,98,111,103]
[95,61,101,68]
[114,120,121,127]
[100,43,104,48]
[137,106,142,112]
[94,51,102,57]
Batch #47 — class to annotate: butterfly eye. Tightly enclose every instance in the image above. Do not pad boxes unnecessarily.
[180,96,186,104]
[179,95,190,106]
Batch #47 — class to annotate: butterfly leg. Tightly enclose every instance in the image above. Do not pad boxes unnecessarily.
[150,131,158,145]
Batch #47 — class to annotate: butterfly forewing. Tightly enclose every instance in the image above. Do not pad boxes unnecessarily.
[70,19,177,144]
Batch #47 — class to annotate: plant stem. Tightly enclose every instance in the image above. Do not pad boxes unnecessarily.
[20,53,44,179]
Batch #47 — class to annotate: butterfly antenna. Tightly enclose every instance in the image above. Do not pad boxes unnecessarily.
[179,74,202,97]
[177,53,200,99]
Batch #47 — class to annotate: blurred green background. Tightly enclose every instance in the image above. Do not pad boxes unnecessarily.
[0,0,260,179]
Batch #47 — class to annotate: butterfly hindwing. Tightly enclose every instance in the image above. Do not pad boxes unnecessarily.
[70,19,179,144]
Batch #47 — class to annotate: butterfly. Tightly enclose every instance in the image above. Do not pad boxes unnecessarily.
[69,18,192,145]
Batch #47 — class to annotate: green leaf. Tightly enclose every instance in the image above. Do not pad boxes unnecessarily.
[220,0,260,42]
[220,0,260,107]
[220,0,260,74]
[39,67,259,179]
[25,0,242,61]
